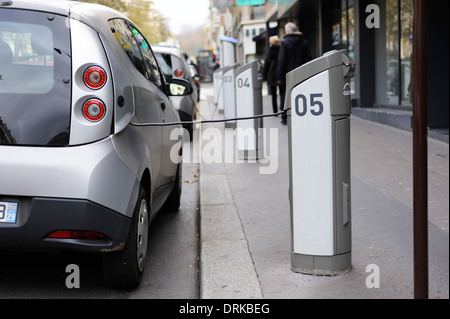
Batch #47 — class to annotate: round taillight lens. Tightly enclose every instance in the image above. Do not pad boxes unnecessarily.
[84,66,107,89]
[83,99,106,122]
[174,69,184,78]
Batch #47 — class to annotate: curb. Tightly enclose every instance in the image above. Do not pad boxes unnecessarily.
[198,93,263,299]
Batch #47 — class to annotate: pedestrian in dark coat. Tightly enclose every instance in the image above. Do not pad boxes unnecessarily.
[277,22,313,124]
[263,36,281,114]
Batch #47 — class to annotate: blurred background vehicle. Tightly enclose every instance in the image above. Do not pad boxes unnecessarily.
[195,48,214,83]
[153,45,199,139]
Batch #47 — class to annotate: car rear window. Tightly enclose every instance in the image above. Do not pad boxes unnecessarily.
[0,8,71,146]
[155,52,173,81]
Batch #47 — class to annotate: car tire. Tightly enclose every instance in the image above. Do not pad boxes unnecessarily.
[162,162,182,212]
[102,185,149,290]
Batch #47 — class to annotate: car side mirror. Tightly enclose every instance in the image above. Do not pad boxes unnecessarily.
[168,79,193,96]
[193,74,203,82]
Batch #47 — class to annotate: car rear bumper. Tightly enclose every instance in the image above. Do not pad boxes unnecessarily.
[0,138,140,219]
[0,196,130,253]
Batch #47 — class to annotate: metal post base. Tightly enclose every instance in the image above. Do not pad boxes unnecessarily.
[291,252,352,276]
[237,150,260,161]
[225,122,236,129]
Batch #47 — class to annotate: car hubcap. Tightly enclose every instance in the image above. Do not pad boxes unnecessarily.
[136,199,148,272]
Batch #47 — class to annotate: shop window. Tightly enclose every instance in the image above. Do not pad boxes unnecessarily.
[400,0,413,105]
[341,0,355,95]
[341,0,355,57]
[385,0,413,106]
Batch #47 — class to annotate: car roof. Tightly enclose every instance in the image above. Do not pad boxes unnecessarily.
[4,0,129,28]
[5,0,132,46]
[4,0,78,15]
[152,45,185,58]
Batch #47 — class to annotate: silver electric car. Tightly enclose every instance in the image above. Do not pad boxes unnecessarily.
[0,0,191,290]
[153,45,199,139]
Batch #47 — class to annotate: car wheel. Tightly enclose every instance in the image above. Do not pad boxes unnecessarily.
[162,162,182,212]
[102,185,149,290]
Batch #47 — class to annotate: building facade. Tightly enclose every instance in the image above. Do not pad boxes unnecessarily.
[210,0,449,136]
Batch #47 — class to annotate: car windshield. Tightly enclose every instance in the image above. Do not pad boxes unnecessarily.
[0,8,71,146]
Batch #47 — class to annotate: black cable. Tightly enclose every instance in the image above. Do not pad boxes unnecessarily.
[130,110,287,127]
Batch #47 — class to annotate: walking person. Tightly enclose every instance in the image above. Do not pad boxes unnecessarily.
[263,36,281,115]
[277,22,313,125]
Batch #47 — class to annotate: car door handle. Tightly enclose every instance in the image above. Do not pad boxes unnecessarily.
[161,102,166,111]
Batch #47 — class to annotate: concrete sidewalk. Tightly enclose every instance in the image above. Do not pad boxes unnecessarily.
[196,83,449,299]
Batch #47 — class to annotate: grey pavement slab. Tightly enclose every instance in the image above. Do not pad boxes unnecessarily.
[197,83,449,299]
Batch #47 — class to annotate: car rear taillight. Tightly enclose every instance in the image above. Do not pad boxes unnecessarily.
[174,69,183,78]
[84,66,107,89]
[47,231,106,240]
[83,99,106,122]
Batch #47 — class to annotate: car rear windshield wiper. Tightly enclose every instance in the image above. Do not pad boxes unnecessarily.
[54,47,71,57]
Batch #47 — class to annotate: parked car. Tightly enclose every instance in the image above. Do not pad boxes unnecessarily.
[189,62,202,102]
[0,0,192,290]
[152,45,198,139]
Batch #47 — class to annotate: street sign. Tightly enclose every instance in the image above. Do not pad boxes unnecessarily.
[236,0,264,6]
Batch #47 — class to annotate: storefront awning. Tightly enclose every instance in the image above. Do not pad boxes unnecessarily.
[278,0,299,19]
[252,27,278,42]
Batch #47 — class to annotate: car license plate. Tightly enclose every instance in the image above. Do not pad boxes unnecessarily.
[0,201,18,224]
